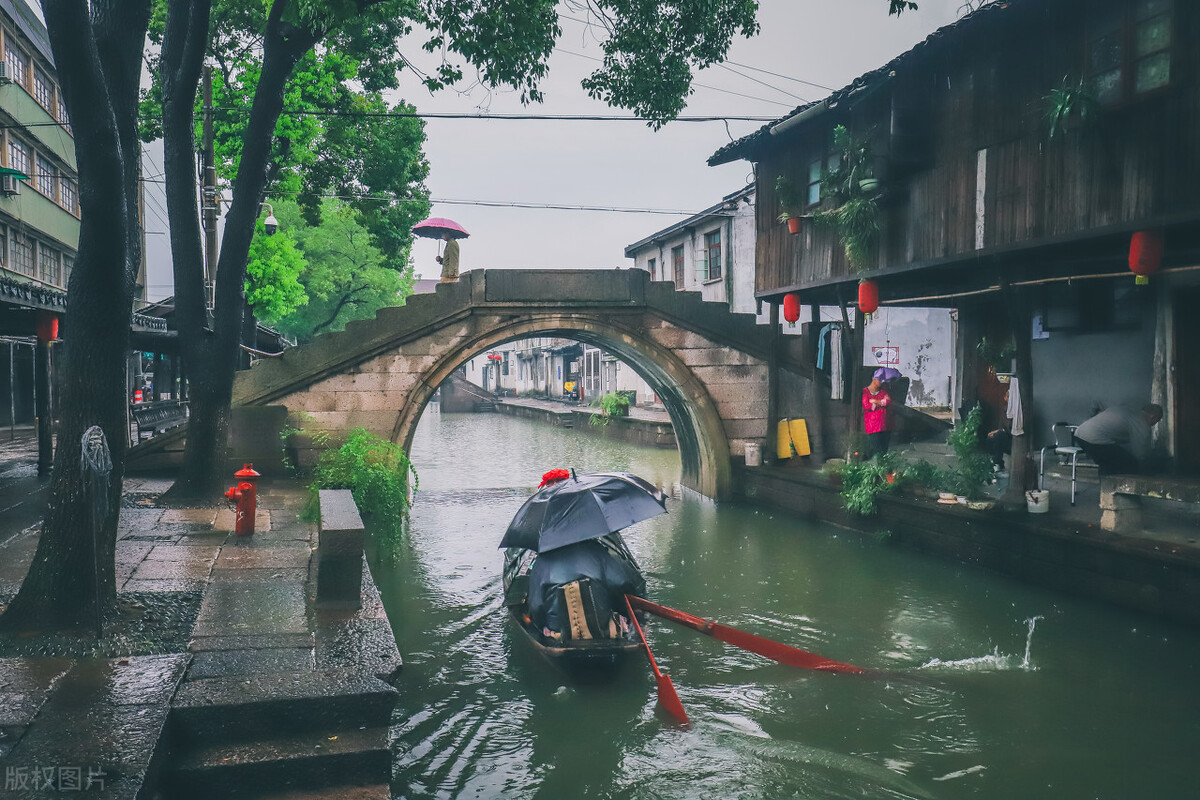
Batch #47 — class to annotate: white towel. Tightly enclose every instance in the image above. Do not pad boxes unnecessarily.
[830,326,844,401]
[1007,376,1024,437]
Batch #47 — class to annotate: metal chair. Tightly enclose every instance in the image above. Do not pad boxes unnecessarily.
[1039,422,1083,505]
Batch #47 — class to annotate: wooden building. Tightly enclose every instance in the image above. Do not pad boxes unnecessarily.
[711,0,1200,473]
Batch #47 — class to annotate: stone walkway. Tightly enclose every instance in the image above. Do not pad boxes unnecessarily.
[0,437,401,798]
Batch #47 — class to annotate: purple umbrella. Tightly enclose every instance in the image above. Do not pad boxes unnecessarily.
[412,217,470,240]
[873,367,901,381]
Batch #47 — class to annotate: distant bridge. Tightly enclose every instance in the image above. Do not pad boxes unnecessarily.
[232,269,811,498]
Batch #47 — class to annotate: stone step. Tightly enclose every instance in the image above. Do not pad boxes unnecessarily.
[170,668,398,745]
[166,726,390,799]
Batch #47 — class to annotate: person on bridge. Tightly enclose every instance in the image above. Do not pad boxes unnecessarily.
[1074,403,1162,475]
[862,369,893,458]
[437,232,460,283]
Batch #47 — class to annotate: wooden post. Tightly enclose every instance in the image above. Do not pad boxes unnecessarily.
[1002,282,1034,505]
[36,339,52,475]
[765,300,780,464]
[807,302,827,465]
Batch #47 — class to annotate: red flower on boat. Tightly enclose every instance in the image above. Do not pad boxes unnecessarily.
[538,469,570,488]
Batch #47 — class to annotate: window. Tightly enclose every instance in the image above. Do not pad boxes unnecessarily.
[61,253,73,285]
[55,93,70,131]
[0,230,6,267]
[5,41,28,89]
[1089,0,1172,104]
[10,233,33,276]
[806,151,841,206]
[33,67,53,111]
[39,246,60,286]
[647,257,656,280]
[36,155,55,198]
[59,176,77,213]
[699,230,722,282]
[672,245,684,285]
[8,138,29,177]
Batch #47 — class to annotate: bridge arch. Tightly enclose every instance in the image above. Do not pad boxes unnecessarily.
[390,313,731,498]
[232,270,787,500]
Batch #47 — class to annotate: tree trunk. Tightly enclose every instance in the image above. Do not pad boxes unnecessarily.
[166,4,315,496]
[0,0,150,631]
[160,0,218,498]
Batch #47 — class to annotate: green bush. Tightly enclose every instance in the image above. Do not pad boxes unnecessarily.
[306,428,418,529]
[839,452,900,516]
[589,392,631,426]
[947,406,993,499]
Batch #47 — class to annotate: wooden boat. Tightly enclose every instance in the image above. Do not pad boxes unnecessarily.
[502,534,645,675]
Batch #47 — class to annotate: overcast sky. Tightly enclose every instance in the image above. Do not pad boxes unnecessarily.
[140,0,970,300]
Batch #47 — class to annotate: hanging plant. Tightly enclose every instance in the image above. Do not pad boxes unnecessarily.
[812,125,881,271]
[1043,77,1100,142]
[775,175,804,233]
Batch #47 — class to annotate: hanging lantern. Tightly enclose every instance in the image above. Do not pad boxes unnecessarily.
[858,279,879,316]
[35,311,59,342]
[782,292,801,324]
[1129,230,1163,285]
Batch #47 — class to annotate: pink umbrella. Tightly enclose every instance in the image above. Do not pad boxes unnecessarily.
[412,217,470,240]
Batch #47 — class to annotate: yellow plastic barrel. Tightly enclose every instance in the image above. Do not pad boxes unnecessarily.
[776,418,811,459]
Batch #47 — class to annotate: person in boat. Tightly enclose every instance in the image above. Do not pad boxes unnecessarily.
[526,535,645,641]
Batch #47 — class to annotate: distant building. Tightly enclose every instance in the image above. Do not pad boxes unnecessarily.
[625,185,758,315]
[0,0,79,432]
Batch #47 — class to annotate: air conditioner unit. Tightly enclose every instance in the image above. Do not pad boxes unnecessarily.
[0,62,8,84]
[1,174,21,196]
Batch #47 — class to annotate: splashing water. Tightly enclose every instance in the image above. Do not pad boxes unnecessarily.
[920,615,1043,672]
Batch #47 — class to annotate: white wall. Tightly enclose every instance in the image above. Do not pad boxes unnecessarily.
[861,306,955,407]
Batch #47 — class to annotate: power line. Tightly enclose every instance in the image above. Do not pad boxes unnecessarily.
[553,47,796,109]
[136,178,704,215]
[557,11,834,94]
[214,106,779,122]
[722,59,834,93]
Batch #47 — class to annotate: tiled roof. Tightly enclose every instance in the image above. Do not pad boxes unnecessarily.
[708,1,1019,166]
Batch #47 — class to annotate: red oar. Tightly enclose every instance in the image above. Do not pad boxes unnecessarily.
[625,595,689,726]
[627,595,866,675]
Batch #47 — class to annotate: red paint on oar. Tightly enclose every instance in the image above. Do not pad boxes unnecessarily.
[625,595,689,726]
[627,595,866,675]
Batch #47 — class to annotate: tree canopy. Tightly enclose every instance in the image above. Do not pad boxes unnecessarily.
[261,199,413,342]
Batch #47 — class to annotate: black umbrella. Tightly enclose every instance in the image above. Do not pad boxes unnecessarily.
[500,471,668,553]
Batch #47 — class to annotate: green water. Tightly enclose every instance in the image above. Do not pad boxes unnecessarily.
[369,407,1200,799]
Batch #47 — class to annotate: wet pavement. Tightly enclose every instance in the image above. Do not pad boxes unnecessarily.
[0,430,400,798]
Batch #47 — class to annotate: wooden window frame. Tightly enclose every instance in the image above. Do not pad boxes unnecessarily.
[35,153,56,199]
[703,229,723,282]
[1087,0,1174,107]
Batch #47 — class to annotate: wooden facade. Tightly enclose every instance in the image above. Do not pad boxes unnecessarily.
[723,0,1200,304]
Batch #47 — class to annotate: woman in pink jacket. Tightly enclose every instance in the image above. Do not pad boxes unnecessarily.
[862,369,892,458]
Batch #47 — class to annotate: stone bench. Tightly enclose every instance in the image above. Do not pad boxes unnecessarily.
[316,489,366,607]
[1099,474,1200,533]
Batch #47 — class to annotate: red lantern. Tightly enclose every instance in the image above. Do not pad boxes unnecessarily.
[858,279,879,316]
[35,312,59,342]
[1129,230,1163,285]
[782,292,801,324]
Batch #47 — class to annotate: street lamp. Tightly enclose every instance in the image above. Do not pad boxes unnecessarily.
[259,202,279,236]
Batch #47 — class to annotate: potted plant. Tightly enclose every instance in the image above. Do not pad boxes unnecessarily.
[1044,77,1100,142]
[812,125,882,270]
[775,175,804,234]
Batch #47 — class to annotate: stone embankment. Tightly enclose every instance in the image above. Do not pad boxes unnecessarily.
[0,448,400,799]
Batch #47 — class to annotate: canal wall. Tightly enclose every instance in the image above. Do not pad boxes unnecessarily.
[734,464,1200,629]
[494,399,677,449]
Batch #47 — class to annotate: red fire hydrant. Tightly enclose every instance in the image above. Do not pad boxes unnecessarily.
[224,464,260,537]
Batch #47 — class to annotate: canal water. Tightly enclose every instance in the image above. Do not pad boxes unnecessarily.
[369,405,1200,799]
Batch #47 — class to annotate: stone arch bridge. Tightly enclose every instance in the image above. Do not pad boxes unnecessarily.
[229,269,812,499]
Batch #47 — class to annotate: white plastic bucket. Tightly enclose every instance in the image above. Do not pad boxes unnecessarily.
[744,441,762,467]
[1026,489,1050,514]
